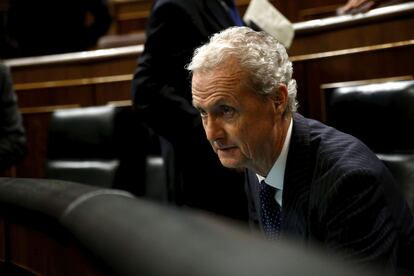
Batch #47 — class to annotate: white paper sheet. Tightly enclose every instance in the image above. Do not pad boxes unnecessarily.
[243,0,295,48]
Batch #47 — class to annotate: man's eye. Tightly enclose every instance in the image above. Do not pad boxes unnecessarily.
[221,105,235,117]
[199,109,207,117]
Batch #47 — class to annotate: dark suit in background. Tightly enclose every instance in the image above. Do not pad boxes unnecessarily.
[132,0,247,220]
[246,113,414,274]
[0,62,26,173]
[6,0,112,57]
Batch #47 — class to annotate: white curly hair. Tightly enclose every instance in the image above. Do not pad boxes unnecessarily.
[187,26,298,113]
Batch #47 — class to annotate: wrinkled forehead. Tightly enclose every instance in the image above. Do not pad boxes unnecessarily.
[192,64,245,93]
[192,57,249,86]
[191,67,264,112]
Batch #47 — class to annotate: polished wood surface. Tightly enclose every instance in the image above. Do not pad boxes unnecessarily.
[290,2,414,55]
[15,75,132,109]
[5,45,142,84]
[7,46,139,110]
[109,0,153,34]
[273,0,344,22]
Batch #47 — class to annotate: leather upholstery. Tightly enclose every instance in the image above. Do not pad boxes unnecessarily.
[378,153,414,211]
[326,80,414,152]
[46,105,120,188]
[46,105,160,196]
[325,80,414,211]
[0,177,110,217]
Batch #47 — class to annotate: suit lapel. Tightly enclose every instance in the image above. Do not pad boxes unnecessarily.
[245,169,262,231]
[246,113,313,241]
[280,113,313,242]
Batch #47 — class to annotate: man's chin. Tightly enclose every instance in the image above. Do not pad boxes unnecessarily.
[218,159,242,170]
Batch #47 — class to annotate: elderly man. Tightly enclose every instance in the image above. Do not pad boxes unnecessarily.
[188,26,414,274]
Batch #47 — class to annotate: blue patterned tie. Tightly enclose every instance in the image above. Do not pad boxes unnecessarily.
[259,180,282,239]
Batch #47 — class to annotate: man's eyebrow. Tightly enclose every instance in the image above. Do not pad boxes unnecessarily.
[211,98,230,107]
[193,98,229,110]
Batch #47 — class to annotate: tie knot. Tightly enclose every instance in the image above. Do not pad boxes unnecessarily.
[259,180,276,198]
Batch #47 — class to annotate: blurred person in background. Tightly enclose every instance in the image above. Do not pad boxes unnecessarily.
[0,62,26,175]
[5,0,112,57]
[131,0,248,221]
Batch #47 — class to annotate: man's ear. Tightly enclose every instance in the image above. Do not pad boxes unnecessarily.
[273,84,288,113]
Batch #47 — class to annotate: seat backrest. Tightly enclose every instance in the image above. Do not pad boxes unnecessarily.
[378,153,414,211]
[324,80,414,211]
[325,80,414,153]
[46,105,150,195]
[46,105,176,200]
[46,105,119,188]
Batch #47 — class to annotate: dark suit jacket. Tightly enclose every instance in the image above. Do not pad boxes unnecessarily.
[0,63,26,171]
[246,113,414,273]
[132,0,237,143]
[131,0,247,220]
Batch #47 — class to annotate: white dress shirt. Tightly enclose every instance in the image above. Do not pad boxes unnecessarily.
[256,117,293,207]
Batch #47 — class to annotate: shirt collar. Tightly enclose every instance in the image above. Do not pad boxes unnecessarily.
[256,117,293,191]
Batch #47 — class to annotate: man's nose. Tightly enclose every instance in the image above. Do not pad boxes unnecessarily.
[204,116,223,142]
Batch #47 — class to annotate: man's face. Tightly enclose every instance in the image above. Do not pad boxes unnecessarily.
[192,58,286,174]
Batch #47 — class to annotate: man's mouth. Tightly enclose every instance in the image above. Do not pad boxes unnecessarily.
[216,145,237,152]
[212,140,237,152]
